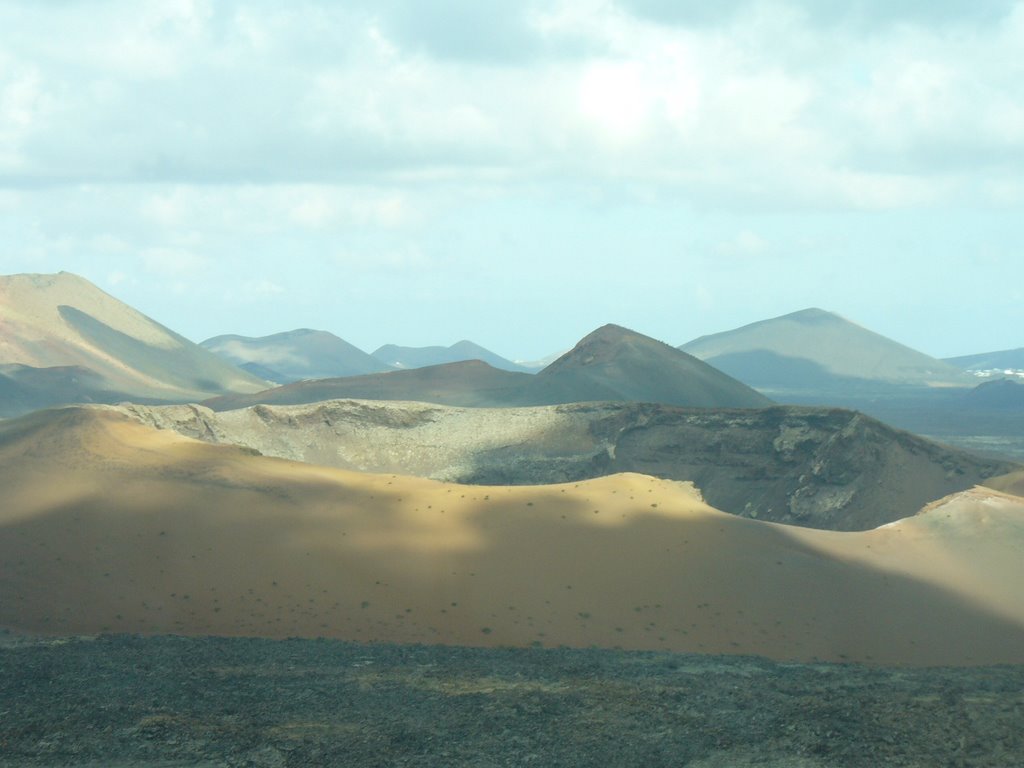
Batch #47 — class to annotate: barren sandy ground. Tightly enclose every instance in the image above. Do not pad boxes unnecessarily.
[2,409,1024,666]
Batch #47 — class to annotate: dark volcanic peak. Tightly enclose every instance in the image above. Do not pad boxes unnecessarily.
[530,323,772,409]
[201,328,392,382]
[681,308,973,393]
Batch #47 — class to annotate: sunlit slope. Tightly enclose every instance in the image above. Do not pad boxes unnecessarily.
[682,308,974,393]
[0,272,266,409]
[202,329,393,383]
[983,468,1024,498]
[1,407,1022,666]
[118,400,1016,531]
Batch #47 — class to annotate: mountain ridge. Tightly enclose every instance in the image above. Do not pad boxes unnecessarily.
[372,340,534,373]
[681,308,974,393]
[206,323,772,411]
[201,328,392,383]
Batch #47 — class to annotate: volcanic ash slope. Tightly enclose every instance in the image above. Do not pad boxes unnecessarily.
[1,407,1023,666]
[0,271,266,410]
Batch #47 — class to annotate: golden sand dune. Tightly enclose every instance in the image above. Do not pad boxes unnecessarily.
[2,407,1022,666]
[983,468,1024,499]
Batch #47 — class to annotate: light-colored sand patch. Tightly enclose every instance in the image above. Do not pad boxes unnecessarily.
[983,468,1024,499]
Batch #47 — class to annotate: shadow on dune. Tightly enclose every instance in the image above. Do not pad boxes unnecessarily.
[2,463,1023,666]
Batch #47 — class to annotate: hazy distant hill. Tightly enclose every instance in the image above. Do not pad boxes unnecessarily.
[372,340,534,373]
[963,379,1024,410]
[681,308,974,395]
[0,272,265,415]
[121,399,1017,531]
[208,324,772,411]
[946,347,1024,374]
[515,350,566,370]
[202,329,392,383]
[206,360,532,410]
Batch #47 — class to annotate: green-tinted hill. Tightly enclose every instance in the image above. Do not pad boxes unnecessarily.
[372,340,534,373]
[207,324,772,411]
[681,308,973,395]
[0,272,266,416]
[202,329,392,383]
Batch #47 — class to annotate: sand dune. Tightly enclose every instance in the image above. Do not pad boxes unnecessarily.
[2,407,1022,666]
[983,469,1024,498]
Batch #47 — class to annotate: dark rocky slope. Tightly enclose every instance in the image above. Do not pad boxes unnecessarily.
[2,634,1021,768]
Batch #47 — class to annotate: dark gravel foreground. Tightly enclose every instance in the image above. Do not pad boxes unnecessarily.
[1,635,1022,767]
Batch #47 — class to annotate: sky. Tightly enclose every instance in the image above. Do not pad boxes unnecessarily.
[1,0,1023,361]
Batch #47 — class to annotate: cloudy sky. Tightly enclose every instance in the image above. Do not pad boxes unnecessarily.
[2,0,1023,360]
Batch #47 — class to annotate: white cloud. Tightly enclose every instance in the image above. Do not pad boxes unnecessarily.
[0,0,1023,211]
[140,247,208,279]
[238,278,285,300]
[717,230,766,256]
[106,270,131,287]
[333,243,430,270]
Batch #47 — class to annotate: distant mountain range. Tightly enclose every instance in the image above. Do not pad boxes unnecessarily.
[5,273,1018,426]
[207,324,773,412]
[371,340,535,373]
[945,347,1024,374]
[0,272,265,415]
[202,333,542,382]
[681,308,974,395]
[201,329,392,383]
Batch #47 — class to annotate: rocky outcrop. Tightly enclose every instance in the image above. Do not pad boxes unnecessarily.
[111,400,1018,531]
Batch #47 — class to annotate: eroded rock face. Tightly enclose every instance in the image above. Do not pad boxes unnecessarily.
[111,400,1017,531]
